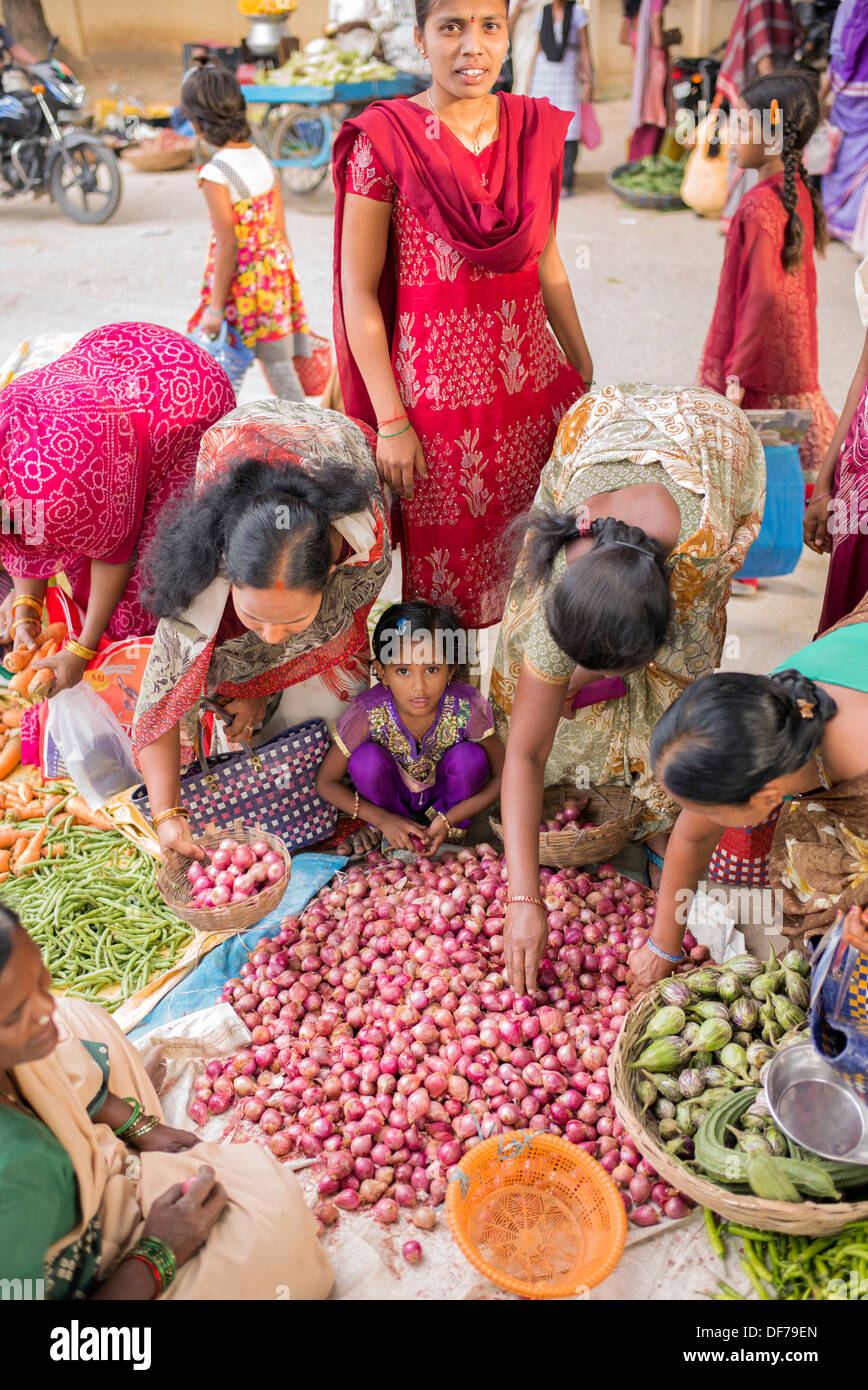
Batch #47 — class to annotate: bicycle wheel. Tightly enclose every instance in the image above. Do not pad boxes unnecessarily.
[271,105,332,195]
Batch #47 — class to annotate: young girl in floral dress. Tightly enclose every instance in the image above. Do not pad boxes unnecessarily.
[184,66,311,400]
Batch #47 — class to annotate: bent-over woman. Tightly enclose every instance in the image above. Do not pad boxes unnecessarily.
[0,322,235,693]
[133,401,391,859]
[491,384,765,993]
[628,594,868,995]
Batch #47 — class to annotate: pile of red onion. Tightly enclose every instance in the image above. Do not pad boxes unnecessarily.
[191,845,699,1229]
[187,836,286,910]
[539,796,596,834]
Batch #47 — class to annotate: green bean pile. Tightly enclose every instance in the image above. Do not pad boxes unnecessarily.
[0,819,192,1011]
[705,1208,868,1300]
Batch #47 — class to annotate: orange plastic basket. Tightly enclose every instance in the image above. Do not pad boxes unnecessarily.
[445,1130,627,1299]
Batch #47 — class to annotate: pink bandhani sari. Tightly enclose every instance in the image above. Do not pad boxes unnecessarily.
[0,322,235,640]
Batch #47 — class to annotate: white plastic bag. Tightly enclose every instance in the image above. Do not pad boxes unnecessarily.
[45,684,138,810]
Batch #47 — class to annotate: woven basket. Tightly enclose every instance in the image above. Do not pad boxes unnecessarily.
[606,164,686,210]
[490,783,643,868]
[124,143,194,172]
[610,991,868,1235]
[156,820,291,935]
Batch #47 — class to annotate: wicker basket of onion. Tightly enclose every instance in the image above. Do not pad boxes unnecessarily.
[156,820,290,933]
[610,953,868,1234]
[491,782,643,868]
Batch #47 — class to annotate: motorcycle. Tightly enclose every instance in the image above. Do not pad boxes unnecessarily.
[671,53,722,124]
[0,35,121,224]
[794,0,841,71]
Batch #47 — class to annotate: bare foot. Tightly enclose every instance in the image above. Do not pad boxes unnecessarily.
[335,825,380,857]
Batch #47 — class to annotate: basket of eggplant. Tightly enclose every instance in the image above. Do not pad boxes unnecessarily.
[610,949,868,1234]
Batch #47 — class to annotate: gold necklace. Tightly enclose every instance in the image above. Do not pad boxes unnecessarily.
[425,88,492,155]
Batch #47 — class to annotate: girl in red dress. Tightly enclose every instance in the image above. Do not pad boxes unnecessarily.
[698,72,837,504]
[333,0,591,666]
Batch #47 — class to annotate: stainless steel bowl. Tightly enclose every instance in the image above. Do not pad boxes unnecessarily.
[765,1041,868,1166]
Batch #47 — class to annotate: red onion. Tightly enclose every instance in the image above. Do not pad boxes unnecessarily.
[402,1239,423,1263]
[629,1205,660,1227]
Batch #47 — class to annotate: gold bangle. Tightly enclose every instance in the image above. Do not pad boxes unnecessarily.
[9,616,40,638]
[352,790,360,820]
[435,809,452,831]
[151,806,190,830]
[126,1113,161,1142]
[64,637,98,661]
[11,594,43,614]
[505,894,546,910]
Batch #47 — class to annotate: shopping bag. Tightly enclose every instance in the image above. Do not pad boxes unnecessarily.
[45,684,139,809]
[188,320,252,393]
[810,915,868,1102]
[580,101,601,151]
[294,332,333,397]
[680,111,729,219]
[803,120,842,178]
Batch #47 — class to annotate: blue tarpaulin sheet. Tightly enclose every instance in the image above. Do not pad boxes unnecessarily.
[129,852,345,1039]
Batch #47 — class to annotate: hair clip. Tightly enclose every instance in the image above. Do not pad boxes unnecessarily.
[576,514,592,537]
[797,698,815,720]
[769,98,780,127]
[394,617,410,635]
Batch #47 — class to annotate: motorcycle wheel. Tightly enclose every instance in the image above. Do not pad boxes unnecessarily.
[49,139,122,224]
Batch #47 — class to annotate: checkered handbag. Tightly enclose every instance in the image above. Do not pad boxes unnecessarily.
[810,917,868,1102]
[131,717,338,853]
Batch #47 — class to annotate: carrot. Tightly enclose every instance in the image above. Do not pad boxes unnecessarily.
[0,851,10,874]
[4,646,37,674]
[65,797,113,831]
[9,669,35,696]
[42,794,64,812]
[35,622,67,648]
[5,806,52,821]
[10,835,29,868]
[17,783,33,805]
[0,826,36,848]
[1,709,22,729]
[0,737,21,781]
[0,872,9,883]
[49,844,65,859]
[14,822,47,873]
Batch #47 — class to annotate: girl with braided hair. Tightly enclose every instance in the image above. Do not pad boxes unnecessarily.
[698,71,837,507]
[627,593,868,995]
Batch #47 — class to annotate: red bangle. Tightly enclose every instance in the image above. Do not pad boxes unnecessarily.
[127,1252,162,1295]
[377,408,408,427]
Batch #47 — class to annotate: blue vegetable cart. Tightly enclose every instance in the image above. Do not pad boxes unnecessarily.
[241,75,419,195]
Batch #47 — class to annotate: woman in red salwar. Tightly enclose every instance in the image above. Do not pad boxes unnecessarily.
[333,0,591,655]
[698,72,837,498]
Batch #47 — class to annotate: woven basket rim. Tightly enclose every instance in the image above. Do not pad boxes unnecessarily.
[445,1129,627,1298]
[610,989,868,1235]
[156,820,290,935]
[490,782,643,867]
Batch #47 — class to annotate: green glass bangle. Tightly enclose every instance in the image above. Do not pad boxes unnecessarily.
[126,1114,161,1142]
[113,1099,143,1137]
[133,1236,177,1288]
[377,420,411,438]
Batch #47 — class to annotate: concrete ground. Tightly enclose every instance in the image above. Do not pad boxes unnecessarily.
[2,93,864,672]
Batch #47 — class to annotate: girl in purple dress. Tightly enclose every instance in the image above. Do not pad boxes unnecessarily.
[316,602,504,854]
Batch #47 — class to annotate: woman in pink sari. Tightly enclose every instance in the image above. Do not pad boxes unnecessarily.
[0,322,235,695]
[333,0,591,652]
[621,0,680,163]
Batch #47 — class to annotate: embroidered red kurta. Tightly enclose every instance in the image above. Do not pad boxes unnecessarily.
[341,116,584,629]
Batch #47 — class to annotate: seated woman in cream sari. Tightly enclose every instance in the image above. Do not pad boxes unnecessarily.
[0,909,332,1300]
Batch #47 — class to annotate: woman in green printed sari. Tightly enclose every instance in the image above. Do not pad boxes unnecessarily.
[630,594,868,995]
[492,384,765,994]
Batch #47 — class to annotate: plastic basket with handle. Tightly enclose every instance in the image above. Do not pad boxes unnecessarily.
[188,320,253,393]
[295,331,333,397]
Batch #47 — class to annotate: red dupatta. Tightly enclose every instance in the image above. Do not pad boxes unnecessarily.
[332,92,571,426]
